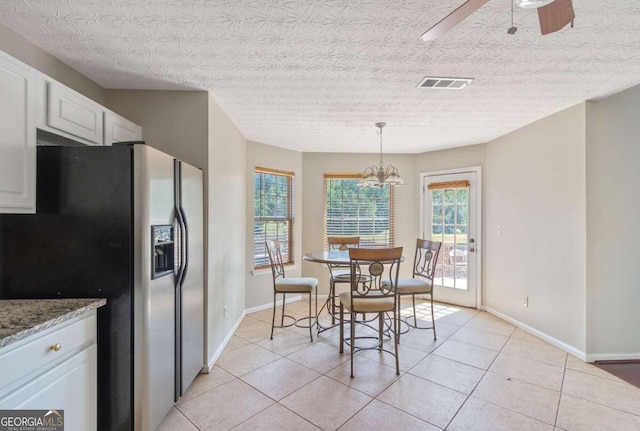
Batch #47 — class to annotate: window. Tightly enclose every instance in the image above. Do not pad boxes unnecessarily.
[324,174,394,249]
[254,167,294,269]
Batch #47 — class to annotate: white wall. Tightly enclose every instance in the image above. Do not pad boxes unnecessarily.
[484,103,587,353]
[206,94,247,364]
[585,85,640,359]
[301,153,418,292]
[245,140,303,309]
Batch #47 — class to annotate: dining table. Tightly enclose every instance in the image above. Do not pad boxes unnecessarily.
[303,250,405,332]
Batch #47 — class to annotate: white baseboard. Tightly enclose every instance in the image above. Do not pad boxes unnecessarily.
[205,310,247,373]
[484,306,588,362]
[205,294,333,371]
[244,293,330,315]
[245,294,303,314]
[587,353,640,362]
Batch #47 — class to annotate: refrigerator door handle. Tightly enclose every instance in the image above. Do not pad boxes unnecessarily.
[179,206,189,286]
[175,206,186,287]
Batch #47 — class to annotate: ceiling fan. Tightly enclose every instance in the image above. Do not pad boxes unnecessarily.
[421,0,575,41]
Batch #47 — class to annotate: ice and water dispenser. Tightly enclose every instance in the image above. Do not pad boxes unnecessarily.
[152,225,174,279]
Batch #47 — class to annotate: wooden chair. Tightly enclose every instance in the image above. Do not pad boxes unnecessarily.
[339,247,403,378]
[265,240,318,342]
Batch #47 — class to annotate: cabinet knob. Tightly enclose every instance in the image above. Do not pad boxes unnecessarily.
[51,343,62,352]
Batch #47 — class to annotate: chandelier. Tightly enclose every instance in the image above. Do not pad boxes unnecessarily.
[358,122,405,188]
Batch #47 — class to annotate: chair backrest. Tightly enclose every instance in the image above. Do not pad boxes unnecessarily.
[349,247,403,299]
[265,240,285,284]
[413,239,442,282]
[327,236,360,251]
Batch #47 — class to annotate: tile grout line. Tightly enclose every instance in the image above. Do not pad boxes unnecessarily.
[440,315,510,430]
[553,353,569,429]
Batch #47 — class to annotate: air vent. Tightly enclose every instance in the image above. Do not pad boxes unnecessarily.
[417,76,474,90]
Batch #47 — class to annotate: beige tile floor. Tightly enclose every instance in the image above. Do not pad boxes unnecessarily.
[158,299,640,431]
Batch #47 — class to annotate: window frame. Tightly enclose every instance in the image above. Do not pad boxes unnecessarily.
[253,167,295,269]
[323,173,395,250]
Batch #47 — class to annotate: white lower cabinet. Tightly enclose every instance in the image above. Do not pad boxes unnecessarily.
[0,313,98,431]
[0,50,36,213]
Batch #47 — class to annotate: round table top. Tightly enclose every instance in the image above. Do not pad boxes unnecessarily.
[304,250,405,265]
[303,250,350,264]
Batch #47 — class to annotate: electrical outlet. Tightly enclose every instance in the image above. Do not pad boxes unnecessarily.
[497,225,502,237]
[223,305,228,318]
[523,297,528,308]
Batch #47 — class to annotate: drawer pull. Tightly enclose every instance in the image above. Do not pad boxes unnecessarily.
[51,343,62,352]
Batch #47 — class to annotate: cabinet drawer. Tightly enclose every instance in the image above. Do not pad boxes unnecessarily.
[47,82,103,145]
[0,313,96,391]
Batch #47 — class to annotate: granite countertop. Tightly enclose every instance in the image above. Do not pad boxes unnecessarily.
[0,298,106,349]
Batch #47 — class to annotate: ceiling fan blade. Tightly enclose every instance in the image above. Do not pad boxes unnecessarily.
[421,0,490,41]
[538,0,575,35]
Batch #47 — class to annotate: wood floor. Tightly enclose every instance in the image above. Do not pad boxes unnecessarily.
[596,361,640,389]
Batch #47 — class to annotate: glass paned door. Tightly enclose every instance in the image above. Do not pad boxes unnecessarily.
[431,187,469,290]
[422,170,479,308]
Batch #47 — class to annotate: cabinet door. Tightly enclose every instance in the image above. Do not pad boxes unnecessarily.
[104,110,141,145]
[0,345,97,431]
[0,52,36,213]
[47,81,103,145]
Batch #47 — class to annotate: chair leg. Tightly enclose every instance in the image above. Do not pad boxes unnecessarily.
[393,307,400,376]
[308,291,313,342]
[330,279,336,325]
[396,296,402,343]
[378,313,383,351]
[350,309,355,379]
[281,293,286,327]
[412,295,417,327]
[430,293,437,340]
[270,292,276,340]
[314,288,318,330]
[339,304,344,354]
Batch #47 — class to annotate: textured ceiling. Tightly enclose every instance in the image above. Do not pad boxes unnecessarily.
[1,0,639,153]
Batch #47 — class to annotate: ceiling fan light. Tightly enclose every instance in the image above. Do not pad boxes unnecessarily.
[515,0,555,9]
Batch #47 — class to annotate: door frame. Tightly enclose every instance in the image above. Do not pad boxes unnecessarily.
[419,166,482,309]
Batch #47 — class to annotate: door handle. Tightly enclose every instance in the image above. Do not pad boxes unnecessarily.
[469,248,476,253]
[469,238,475,243]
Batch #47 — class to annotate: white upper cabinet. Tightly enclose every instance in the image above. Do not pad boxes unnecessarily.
[38,75,104,145]
[104,110,142,145]
[0,51,36,214]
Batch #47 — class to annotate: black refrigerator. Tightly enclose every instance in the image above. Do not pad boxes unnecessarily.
[0,142,204,431]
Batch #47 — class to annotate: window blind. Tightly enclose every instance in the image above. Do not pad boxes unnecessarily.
[254,167,294,268]
[427,180,470,190]
[323,174,394,250]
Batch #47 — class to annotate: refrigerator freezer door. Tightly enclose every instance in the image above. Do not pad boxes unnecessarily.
[133,145,176,431]
[178,161,204,395]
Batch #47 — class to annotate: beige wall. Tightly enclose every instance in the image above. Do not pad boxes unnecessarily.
[105,90,208,169]
[0,23,105,104]
[245,140,303,309]
[586,85,640,359]
[300,153,418,292]
[206,95,247,364]
[484,103,587,353]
